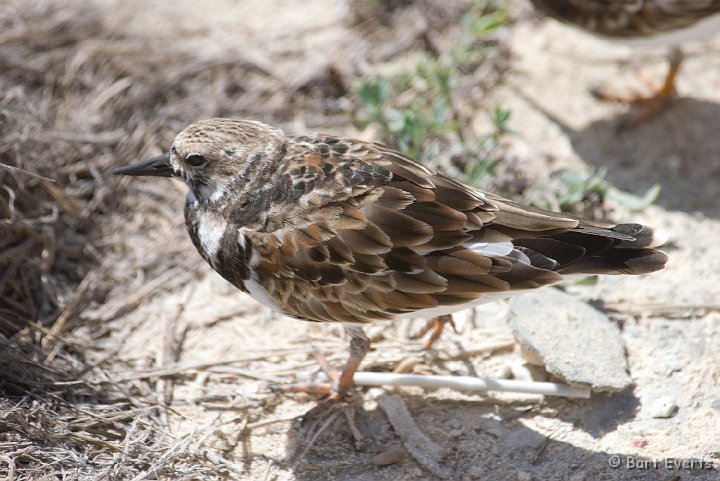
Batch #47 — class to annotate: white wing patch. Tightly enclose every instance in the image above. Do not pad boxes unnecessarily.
[464,240,514,257]
[463,240,532,263]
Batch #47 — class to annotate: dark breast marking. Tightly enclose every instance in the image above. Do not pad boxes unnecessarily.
[185,201,252,292]
[214,223,252,292]
[184,203,206,262]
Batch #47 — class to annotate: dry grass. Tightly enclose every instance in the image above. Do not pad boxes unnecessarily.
[0,1,506,478]
[0,0,275,335]
[0,1,289,478]
[2,0,641,479]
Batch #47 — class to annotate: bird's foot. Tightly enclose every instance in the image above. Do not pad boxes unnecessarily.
[272,347,369,447]
[409,314,456,350]
[591,48,682,130]
[270,346,352,397]
[271,327,370,428]
[591,82,676,130]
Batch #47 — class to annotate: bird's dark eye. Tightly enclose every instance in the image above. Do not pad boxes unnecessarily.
[186,154,206,167]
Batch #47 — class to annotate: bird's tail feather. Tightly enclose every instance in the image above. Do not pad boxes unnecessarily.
[516,223,668,276]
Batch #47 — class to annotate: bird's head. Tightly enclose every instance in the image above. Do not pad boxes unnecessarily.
[114,118,286,205]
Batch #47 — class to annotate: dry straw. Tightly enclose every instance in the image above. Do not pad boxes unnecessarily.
[0,1,280,478]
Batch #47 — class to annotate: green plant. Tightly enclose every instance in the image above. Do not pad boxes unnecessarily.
[353,56,459,161]
[352,2,510,165]
[555,168,660,212]
[464,157,500,187]
[463,104,512,187]
[455,5,508,66]
[353,1,660,216]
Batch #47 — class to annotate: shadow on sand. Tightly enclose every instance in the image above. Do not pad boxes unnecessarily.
[528,95,720,219]
[283,389,716,480]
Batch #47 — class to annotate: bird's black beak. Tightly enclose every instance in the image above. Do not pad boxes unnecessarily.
[113,153,174,177]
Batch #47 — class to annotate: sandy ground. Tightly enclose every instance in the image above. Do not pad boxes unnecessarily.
[94,1,720,480]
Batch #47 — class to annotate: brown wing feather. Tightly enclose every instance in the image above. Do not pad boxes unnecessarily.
[244,136,666,324]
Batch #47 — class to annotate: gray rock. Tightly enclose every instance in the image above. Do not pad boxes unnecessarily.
[508,288,631,392]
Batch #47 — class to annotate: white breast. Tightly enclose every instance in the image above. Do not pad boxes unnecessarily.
[196,212,227,263]
[242,245,286,314]
[245,278,283,313]
[606,13,720,49]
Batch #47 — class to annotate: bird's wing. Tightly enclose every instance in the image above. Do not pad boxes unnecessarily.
[243,136,666,323]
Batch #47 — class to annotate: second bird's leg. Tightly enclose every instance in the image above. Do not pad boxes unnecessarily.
[410,314,456,350]
[591,46,683,129]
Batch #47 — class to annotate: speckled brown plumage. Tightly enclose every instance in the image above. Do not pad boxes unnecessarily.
[530,0,720,39]
[114,118,668,409]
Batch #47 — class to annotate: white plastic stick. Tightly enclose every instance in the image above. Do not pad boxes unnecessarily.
[295,371,591,399]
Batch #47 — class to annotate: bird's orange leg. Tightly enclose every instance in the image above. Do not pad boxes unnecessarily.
[410,314,456,350]
[270,327,370,422]
[591,47,683,129]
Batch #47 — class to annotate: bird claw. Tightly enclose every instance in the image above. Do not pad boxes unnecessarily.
[409,314,456,350]
[591,49,682,130]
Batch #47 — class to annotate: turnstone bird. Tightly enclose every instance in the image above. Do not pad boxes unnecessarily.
[114,118,668,412]
[529,0,720,127]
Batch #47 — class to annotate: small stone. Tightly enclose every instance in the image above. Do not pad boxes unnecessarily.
[408,467,423,478]
[647,396,677,418]
[467,465,484,478]
[366,325,386,342]
[569,472,585,481]
[495,365,513,379]
[508,288,632,392]
[517,470,532,481]
[372,448,406,466]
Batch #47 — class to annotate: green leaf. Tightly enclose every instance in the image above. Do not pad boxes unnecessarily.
[569,276,598,286]
[607,184,661,211]
[356,77,391,109]
[464,11,507,38]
